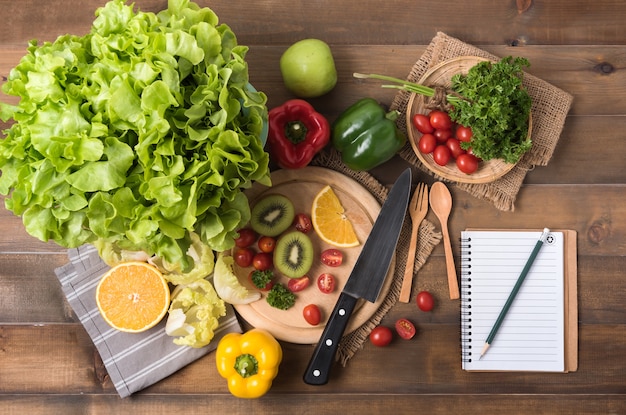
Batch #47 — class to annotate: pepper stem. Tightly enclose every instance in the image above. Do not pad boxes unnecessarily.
[234,353,259,378]
[285,121,308,144]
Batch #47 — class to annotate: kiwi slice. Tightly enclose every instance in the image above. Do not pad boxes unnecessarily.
[250,194,295,237]
[274,231,314,279]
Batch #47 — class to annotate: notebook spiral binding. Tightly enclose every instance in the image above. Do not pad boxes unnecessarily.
[460,237,473,362]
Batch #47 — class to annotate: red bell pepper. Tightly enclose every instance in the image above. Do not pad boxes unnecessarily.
[267,99,330,169]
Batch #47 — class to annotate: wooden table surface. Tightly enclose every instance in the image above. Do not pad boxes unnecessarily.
[1,1,625,413]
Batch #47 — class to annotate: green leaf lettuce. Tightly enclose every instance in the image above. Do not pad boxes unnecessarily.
[0,0,270,270]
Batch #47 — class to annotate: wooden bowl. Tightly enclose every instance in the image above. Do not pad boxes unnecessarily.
[405,56,532,184]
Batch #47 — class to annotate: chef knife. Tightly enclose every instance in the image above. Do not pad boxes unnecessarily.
[303,168,412,385]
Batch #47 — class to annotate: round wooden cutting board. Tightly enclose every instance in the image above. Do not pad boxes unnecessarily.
[232,166,395,344]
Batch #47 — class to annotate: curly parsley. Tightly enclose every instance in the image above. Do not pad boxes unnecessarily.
[266,283,296,310]
[449,57,532,163]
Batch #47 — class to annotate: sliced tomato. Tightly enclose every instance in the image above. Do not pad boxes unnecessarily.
[293,213,312,233]
[395,318,416,340]
[287,275,310,292]
[320,249,343,267]
[317,273,336,294]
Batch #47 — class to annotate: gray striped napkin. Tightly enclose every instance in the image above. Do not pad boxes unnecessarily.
[54,244,242,398]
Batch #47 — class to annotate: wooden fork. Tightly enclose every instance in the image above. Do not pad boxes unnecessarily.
[399,182,429,303]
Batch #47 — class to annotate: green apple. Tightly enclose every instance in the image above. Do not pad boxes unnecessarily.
[280,39,337,98]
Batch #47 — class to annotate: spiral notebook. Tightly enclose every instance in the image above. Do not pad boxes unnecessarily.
[460,229,578,372]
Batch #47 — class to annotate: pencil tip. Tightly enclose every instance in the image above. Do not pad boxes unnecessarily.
[480,342,490,359]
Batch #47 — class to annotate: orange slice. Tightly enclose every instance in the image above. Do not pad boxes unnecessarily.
[311,185,360,248]
[96,261,171,333]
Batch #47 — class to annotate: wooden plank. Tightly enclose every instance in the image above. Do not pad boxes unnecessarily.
[0,253,73,322]
[1,0,626,47]
[1,394,624,415]
[442,184,626,256]
[0,324,624,395]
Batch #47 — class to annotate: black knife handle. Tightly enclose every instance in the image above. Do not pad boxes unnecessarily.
[303,293,358,385]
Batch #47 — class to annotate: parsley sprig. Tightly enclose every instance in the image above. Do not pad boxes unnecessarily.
[354,56,532,164]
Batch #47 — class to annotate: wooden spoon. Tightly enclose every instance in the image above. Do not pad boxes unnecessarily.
[429,182,460,300]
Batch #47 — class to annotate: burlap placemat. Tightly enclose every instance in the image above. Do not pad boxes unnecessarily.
[311,148,442,365]
[391,32,573,211]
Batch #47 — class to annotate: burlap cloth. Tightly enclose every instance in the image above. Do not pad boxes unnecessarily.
[311,149,442,365]
[391,32,573,211]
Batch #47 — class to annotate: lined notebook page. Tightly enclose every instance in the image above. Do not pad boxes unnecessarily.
[461,230,565,371]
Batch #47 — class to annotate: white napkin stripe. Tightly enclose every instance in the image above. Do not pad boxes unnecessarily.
[58,268,78,286]
[70,245,99,263]
[79,307,109,327]
[114,345,189,390]
[102,328,168,365]
[66,277,101,302]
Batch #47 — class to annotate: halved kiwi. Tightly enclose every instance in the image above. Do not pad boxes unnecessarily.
[274,231,314,279]
[250,194,295,237]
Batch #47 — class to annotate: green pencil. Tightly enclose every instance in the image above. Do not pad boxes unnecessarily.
[479,228,551,359]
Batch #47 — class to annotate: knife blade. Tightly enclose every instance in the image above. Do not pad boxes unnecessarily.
[303,168,412,385]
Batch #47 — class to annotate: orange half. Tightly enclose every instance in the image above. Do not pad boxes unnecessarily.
[96,261,171,333]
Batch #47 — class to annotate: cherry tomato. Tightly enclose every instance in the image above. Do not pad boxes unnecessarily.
[416,291,435,312]
[418,133,437,154]
[456,153,480,174]
[303,304,321,326]
[395,318,416,340]
[294,213,312,233]
[433,128,452,143]
[432,144,451,166]
[456,125,473,143]
[247,270,274,291]
[429,110,452,131]
[412,113,434,134]
[252,252,273,271]
[287,275,310,292]
[446,138,466,159]
[234,228,257,248]
[317,273,336,294]
[320,249,343,267]
[369,325,393,347]
[258,236,276,253]
[233,248,254,268]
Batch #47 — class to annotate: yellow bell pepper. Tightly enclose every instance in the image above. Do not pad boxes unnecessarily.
[216,328,282,399]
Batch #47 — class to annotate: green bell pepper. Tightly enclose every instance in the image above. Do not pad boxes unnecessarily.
[331,98,406,171]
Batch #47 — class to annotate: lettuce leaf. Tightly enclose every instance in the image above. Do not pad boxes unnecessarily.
[0,0,270,270]
[165,277,226,348]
